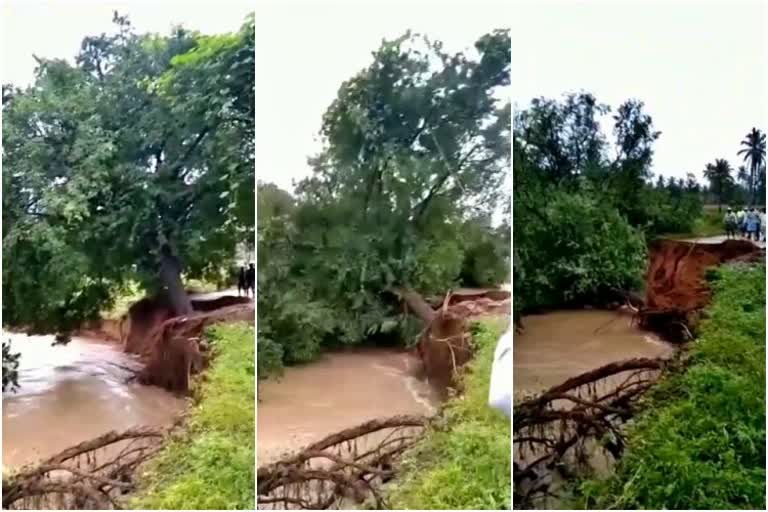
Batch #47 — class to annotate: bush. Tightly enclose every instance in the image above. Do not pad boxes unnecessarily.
[514,188,646,311]
[387,318,511,509]
[573,264,766,509]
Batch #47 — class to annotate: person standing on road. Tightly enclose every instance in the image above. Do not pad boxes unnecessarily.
[237,266,247,296]
[760,208,766,242]
[724,208,737,239]
[745,208,760,242]
[737,207,748,238]
[246,262,256,298]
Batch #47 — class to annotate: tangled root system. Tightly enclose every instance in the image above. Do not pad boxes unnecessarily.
[257,415,429,510]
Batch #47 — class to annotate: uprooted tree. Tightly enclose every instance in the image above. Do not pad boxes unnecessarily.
[2,13,255,345]
[258,29,511,376]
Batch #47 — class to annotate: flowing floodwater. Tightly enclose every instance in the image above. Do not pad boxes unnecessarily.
[257,348,440,465]
[2,332,185,468]
[514,309,674,399]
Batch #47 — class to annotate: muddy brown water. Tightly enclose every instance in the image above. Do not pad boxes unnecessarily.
[514,309,674,400]
[257,348,440,465]
[2,332,185,468]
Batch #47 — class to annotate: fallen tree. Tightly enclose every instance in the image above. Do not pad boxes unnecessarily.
[2,427,170,510]
[257,415,429,510]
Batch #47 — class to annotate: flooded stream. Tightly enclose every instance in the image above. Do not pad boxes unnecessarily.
[257,348,440,465]
[514,309,674,399]
[2,332,185,468]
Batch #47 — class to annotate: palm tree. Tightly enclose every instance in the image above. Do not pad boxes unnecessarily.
[737,127,766,205]
[703,159,734,211]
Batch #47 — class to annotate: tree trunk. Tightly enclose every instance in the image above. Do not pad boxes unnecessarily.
[159,247,193,315]
[397,287,436,323]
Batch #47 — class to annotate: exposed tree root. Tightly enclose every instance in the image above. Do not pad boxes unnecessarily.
[513,357,673,509]
[257,415,429,510]
[2,427,169,510]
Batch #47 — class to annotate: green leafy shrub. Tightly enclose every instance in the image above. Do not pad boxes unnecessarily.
[515,188,646,311]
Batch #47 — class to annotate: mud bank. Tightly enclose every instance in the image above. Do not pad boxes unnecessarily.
[411,288,510,392]
[640,238,763,339]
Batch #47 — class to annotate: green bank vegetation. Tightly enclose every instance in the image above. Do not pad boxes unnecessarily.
[574,264,766,509]
[131,323,255,510]
[387,318,511,510]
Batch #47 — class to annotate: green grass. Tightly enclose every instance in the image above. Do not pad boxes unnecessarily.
[387,317,511,510]
[101,281,145,320]
[573,264,765,510]
[665,209,724,239]
[130,322,255,510]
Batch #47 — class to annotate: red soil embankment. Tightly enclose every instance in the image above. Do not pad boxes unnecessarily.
[137,301,254,392]
[639,238,763,340]
[118,292,252,392]
[412,288,511,392]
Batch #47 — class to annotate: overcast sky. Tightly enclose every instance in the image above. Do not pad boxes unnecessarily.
[255,0,510,193]
[513,0,767,182]
[1,0,252,87]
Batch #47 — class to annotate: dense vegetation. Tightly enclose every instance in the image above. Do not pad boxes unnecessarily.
[387,318,511,509]
[2,13,255,337]
[574,264,766,509]
[258,30,511,378]
[131,323,255,509]
[513,92,765,316]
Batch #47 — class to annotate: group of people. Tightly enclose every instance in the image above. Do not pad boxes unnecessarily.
[237,263,256,297]
[724,207,766,242]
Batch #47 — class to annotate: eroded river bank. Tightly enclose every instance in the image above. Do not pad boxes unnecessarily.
[2,332,185,468]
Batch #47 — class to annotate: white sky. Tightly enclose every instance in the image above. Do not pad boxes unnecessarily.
[513,0,767,182]
[1,0,252,87]
[255,0,511,193]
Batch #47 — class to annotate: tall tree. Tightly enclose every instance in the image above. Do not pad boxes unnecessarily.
[2,14,255,334]
[737,127,766,205]
[262,29,510,345]
[703,159,734,211]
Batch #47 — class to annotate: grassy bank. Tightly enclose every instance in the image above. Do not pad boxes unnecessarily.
[130,322,255,510]
[574,264,766,509]
[387,317,511,510]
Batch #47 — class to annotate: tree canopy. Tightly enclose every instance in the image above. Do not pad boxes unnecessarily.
[258,30,510,377]
[2,13,255,334]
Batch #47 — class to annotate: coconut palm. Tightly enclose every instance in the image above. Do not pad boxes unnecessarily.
[703,159,734,211]
[737,127,766,204]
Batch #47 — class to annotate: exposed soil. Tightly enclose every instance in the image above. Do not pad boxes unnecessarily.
[122,292,251,355]
[639,238,763,340]
[409,288,511,393]
[136,301,254,392]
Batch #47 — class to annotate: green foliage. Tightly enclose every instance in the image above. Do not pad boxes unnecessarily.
[513,93,712,313]
[131,322,255,509]
[704,159,735,211]
[2,340,20,392]
[258,30,510,369]
[514,182,646,311]
[387,318,511,510]
[2,14,254,332]
[573,265,766,510]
